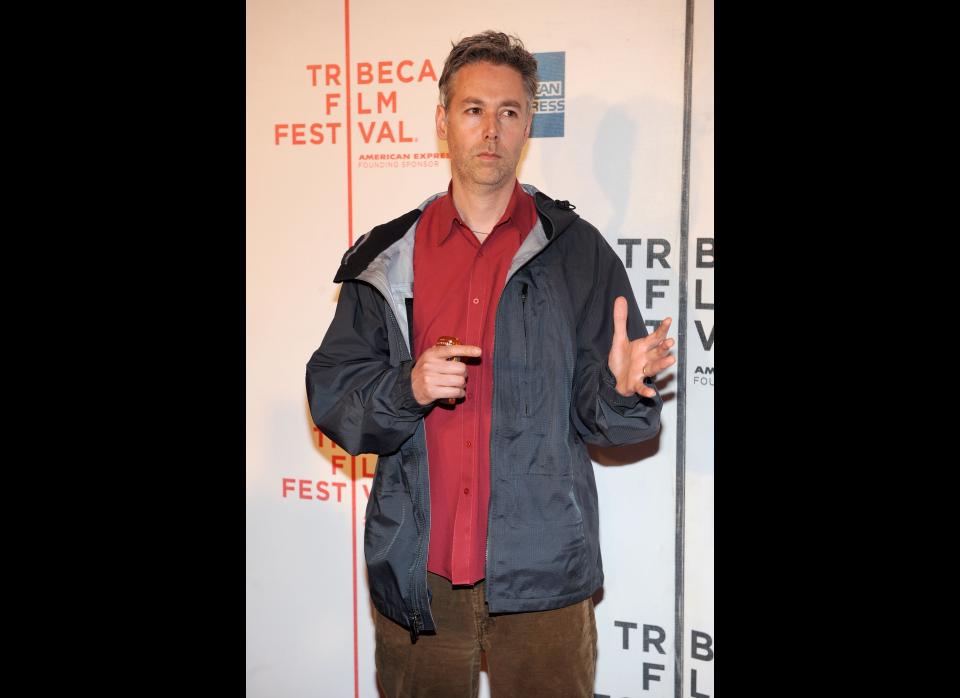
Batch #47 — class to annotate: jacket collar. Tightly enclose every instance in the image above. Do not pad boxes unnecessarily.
[334,185,579,283]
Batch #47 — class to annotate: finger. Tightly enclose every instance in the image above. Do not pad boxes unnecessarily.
[432,386,467,400]
[424,371,467,386]
[653,316,672,340]
[423,374,466,395]
[433,344,483,360]
[649,338,675,358]
[612,296,628,345]
[440,373,468,388]
[623,377,653,398]
[655,355,677,372]
[645,354,676,377]
[427,359,469,375]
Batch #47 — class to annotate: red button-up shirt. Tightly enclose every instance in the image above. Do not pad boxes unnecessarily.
[412,180,536,585]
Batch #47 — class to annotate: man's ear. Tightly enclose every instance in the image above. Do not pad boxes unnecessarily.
[435,104,447,140]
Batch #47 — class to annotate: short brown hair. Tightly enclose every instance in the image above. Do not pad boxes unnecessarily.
[438,31,538,110]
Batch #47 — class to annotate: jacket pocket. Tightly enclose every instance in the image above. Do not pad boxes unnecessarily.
[365,486,407,562]
[513,474,583,526]
[500,476,588,598]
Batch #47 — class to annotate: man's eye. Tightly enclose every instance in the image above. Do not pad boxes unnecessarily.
[467,107,481,115]
[502,110,517,118]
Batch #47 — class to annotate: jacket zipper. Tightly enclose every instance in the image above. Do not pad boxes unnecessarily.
[520,283,529,416]
[407,443,428,643]
[386,304,433,642]
[486,277,531,604]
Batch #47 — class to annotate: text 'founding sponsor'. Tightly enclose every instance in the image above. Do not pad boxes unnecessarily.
[358,151,449,169]
[274,59,438,146]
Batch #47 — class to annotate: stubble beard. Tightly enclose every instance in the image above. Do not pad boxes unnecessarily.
[452,150,516,193]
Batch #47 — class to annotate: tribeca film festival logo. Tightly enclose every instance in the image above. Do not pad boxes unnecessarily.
[273,58,449,169]
[280,427,377,505]
[613,236,714,386]
[690,236,713,388]
[595,621,713,697]
[532,51,565,138]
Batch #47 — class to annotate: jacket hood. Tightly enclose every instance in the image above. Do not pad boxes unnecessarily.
[334,185,580,283]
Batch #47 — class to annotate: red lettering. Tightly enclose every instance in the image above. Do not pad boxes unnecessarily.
[314,429,339,450]
[362,484,371,498]
[306,64,342,86]
[355,59,435,84]
[325,93,340,114]
[377,122,395,143]
[298,479,312,500]
[357,92,372,115]
[276,124,340,146]
[419,59,437,82]
[282,477,361,503]
[358,122,375,143]
[332,454,346,476]
[326,64,341,86]
[378,91,397,113]
[356,121,414,144]
[357,62,373,84]
[362,457,376,478]
[358,92,397,114]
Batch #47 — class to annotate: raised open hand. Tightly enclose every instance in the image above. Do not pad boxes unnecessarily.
[607,296,676,398]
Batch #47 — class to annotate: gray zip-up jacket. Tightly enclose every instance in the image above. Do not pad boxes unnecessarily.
[306,184,663,641]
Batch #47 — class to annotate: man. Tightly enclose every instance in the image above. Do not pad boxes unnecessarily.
[307,31,675,697]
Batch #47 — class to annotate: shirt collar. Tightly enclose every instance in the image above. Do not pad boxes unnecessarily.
[436,179,525,246]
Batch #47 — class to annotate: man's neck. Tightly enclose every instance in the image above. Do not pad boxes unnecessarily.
[449,178,516,237]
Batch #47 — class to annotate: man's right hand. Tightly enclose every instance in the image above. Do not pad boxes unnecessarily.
[411,344,483,405]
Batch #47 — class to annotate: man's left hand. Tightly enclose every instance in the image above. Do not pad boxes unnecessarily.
[607,296,676,398]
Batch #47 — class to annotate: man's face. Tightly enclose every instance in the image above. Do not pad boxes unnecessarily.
[436,61,532,192]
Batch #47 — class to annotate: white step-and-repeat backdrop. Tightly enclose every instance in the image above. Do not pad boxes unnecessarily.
[247,1,713,695]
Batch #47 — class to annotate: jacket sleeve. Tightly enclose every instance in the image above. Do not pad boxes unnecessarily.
[571,233,664,447]
[306,280,431,456]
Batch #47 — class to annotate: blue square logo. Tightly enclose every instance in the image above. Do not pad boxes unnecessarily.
[531,52,565,138]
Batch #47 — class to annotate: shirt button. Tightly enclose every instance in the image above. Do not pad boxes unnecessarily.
[465,440,471,448]
[472,297,480,304]
[478,251,484,257]
[463,488,470,495]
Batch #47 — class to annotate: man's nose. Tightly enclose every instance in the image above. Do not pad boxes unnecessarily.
[483,113,499,140]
